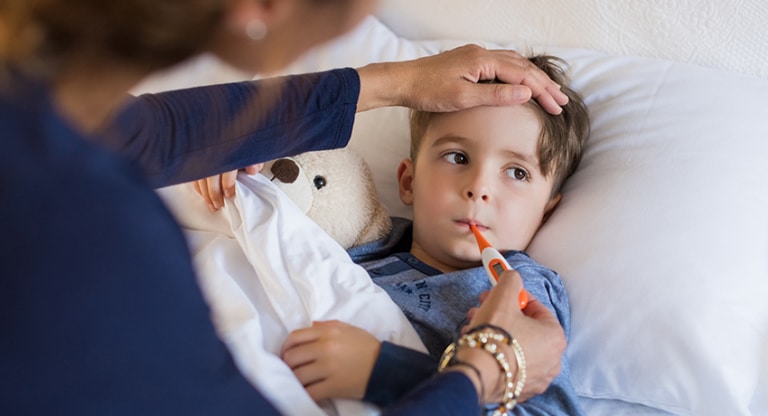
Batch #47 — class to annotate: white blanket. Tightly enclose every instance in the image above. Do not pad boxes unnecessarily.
[157,173,426,416]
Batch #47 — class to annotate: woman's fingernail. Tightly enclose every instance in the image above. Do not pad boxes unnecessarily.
[513,86,532,101]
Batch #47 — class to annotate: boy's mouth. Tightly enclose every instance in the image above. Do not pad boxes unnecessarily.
[456,219,488,231]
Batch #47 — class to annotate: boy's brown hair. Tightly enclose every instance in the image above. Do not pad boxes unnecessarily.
[409,54,590,196]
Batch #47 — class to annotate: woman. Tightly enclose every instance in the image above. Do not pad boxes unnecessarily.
[0,0,568,414]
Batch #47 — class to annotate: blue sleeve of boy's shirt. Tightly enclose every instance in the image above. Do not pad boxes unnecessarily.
[101,69,360,188]
[505,370,585,416]
[507,257,573,341]
[502,256,585,416]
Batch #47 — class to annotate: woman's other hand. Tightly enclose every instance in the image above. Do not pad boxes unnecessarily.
[192,164,263,212]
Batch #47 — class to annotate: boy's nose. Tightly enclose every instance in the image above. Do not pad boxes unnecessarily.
[466,189,489,201]
[465,179,490,201]
[464,168,491,201]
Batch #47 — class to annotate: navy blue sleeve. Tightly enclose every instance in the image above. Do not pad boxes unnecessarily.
[364,341,438,406]
[102,69,359,188]
[383,372,480,416]
[1,93,283,414]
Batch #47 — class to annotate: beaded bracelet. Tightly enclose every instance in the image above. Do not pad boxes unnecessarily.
[466,324,513,345]
[438,330,526,415]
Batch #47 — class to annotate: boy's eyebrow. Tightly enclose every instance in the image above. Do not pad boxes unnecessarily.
[431,134,539,166]
[500,148,539,166]
[431,134,469,149]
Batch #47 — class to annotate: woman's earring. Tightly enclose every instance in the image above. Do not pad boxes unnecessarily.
[245,19,267,41]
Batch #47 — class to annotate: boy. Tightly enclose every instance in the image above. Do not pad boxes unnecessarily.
[282,55,590,414]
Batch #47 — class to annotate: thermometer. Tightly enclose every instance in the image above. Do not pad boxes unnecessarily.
[469,224,529,309]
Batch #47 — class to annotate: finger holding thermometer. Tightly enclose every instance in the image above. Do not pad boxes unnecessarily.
[469,224,530,309]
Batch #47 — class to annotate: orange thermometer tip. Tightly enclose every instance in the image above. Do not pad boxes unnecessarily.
[469,224,491,251]
[469,223,530,310]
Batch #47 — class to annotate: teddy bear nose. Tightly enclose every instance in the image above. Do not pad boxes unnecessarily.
[270,158,300,183]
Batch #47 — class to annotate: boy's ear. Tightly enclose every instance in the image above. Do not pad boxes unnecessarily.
[397,159,415,206]
[542,193,562,224]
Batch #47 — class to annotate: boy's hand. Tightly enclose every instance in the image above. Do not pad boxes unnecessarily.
[281,320,381,401]
[191,164,263,212]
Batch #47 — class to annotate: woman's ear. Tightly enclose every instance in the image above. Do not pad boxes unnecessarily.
[542,193,561,224]
[397,159,415,206]
[225,0,287,34]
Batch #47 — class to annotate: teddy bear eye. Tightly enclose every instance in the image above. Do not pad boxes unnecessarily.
[313,175,327,190]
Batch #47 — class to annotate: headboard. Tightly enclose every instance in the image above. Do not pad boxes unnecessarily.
[376,0,768,79]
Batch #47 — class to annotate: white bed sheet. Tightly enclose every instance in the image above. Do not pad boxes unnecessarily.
[157,175,426,416]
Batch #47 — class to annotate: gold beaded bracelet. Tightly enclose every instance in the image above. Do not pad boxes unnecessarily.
[438,330,526,415]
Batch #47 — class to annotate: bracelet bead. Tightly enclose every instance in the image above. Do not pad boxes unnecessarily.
[438,329,526,415]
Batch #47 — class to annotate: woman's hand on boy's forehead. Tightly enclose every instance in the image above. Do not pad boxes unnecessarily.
[356,44,568,114]
[429,45,569,114]
[481,48,569,115]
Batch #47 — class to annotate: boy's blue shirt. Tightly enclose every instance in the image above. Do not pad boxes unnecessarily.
[350,217,585,415]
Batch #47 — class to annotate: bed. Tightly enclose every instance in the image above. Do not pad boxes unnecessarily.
[135,1,768,415]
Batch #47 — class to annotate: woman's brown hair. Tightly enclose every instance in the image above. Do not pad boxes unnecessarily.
[0,0,226,74]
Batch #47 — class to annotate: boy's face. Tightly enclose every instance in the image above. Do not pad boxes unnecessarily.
[398,105,561,272]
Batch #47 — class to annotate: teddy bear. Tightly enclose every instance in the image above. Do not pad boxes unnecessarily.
[261,148,392,249]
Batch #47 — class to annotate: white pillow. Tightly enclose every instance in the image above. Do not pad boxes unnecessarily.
[527,50,768,415]
[285,16,768,416]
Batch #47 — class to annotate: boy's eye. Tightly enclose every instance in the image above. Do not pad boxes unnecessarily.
[442,152,468,165]
[506,167,529,181]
